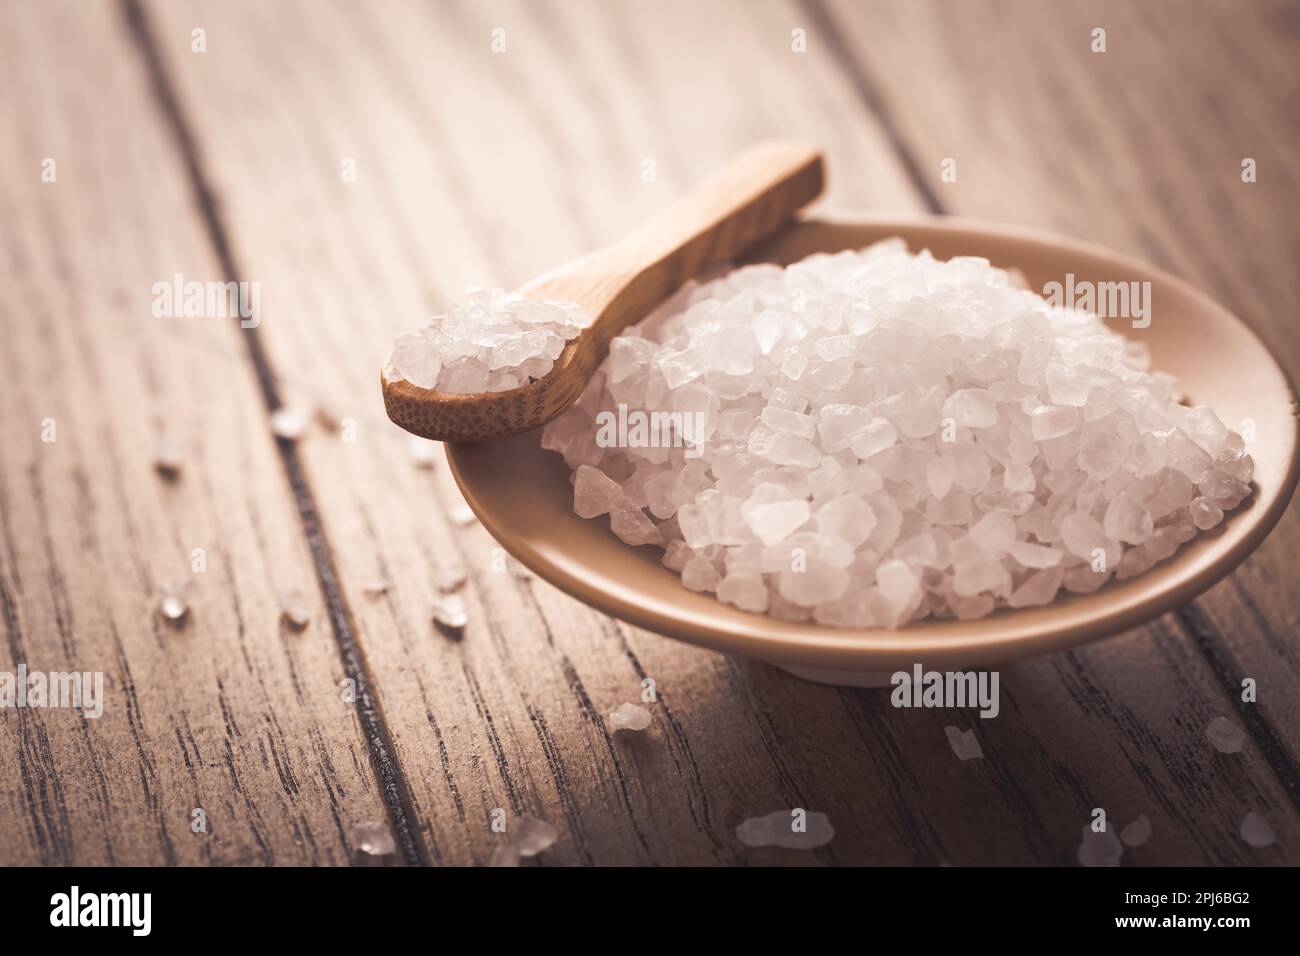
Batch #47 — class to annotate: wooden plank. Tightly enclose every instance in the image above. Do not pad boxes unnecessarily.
[0,0,387,865]
[818,0,1300,771]
[142,0,1297,864]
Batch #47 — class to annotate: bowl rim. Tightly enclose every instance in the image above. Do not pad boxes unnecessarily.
[446,213,1300,669]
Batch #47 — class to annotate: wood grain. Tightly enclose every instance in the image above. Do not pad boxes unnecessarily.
[3,0,1295,865]
[132,0,1299,865]
[0,0,387,865]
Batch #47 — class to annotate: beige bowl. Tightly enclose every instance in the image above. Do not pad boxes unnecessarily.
[446,216,1300,686]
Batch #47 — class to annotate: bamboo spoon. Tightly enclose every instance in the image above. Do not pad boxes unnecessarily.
[382,141,825,443]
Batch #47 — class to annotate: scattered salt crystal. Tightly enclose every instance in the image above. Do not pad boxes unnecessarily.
[944,725,983,761]
[432,592,468,635]
[153,440,184,480]
[513,816,559,857]
[270,406,310,440]
[351,821,397,864]
[449,502,477,527]
[388,290,591,394]
[1239,812,1276,848]
[361,579,390,597]
[1077,825,1123,867]
[281,589,312,630]
[1206,715,1245,754]
[608,702,652,732]
[1120,815,1152,848]
[540,242,1253,628]
[436,566,467,593]
[159,584,188,625]
[736,810,834,849]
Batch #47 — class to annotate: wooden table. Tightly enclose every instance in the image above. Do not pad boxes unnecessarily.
[2,0,1296,866]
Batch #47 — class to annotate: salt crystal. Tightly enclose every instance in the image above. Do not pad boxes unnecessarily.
[436,566,467,593]
[1102,491,1153,544]
[432,592,468,635]
[281,590,312,630]
[1077,826,1123,867]
[351,821,397,865]
[1188,496,1224,530]
[270,406,310,440]
[159,584,188,625]
[537,241,1251,629]
[745,499,810,545]
[513,816,559,856]
[681,556,721,592]
[944,725,983,761]
[1009,566,1064,608]
[362,579,390,597]
[1239,812,1276,848]
[926,455,956,498]
[761,405,815,438]
[815,495,876,547]
[610,501,663,546]
[389,292,590,394]
[1060,512,1117,564]
[942,388,999,428]
[1119,815,1152,848]
[851,418,898,459]
[1028,404,1077,441]
[718,572,769,613]
[608,702,653,732]
[449,502,477,527]
[153,440,184,480]
[968,512,1015,555]
[736,809,834,849]
[1205,715,1245,754]
[1008,540,1063,568]
[779,560,849,605]
[876,560,921,625]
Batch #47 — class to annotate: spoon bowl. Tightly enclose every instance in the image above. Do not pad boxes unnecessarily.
[447,216,1300,686]
[383,141,824,443]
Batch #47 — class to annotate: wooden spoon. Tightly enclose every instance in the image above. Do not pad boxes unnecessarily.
[381,141,824,443]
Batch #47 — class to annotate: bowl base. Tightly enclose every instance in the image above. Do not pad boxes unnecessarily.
[776,663,895,688]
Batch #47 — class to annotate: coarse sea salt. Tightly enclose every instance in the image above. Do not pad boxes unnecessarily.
[542,240,1254,629]
[386,288,592,394]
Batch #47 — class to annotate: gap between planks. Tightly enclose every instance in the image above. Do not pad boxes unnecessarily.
[119,0,432,866]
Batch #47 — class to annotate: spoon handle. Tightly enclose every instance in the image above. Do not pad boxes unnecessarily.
[524,141,825,346]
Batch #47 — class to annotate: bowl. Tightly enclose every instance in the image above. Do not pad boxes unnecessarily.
[446,216,1300,686]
